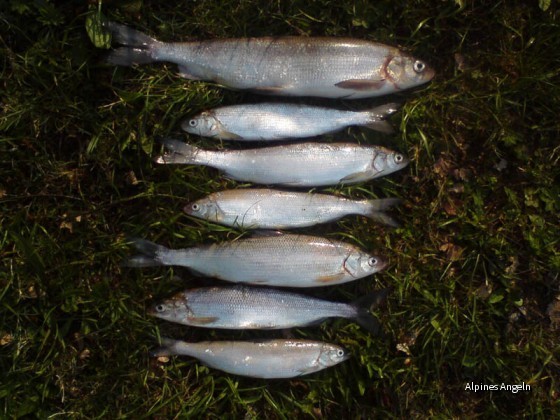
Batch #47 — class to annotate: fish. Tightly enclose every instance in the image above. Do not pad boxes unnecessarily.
[184,188,401,229]
[181,102,398,140]
[149,285,389,333]
[104,21,435,99]
[151,338,349,378]
[123,232,387,287]
[154,139,409,187]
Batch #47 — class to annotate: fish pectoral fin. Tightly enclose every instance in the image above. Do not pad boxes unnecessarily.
[187,316,219,325]
[315,273,345,284]
[335,79,386,91]
[296,365,319,376]
[340,171,370,183]
[218,130,244,141]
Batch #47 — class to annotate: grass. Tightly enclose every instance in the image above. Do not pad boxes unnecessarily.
[1,0,559,417]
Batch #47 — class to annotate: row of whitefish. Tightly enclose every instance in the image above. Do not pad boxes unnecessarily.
[105,19,435,379]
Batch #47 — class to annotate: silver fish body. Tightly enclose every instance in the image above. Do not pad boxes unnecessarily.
[105,22,434,99]
[125,233,386,287]
[150,285,389,332]
[185,188,401,229]
[152,338,349,378]
[182,103,398,140]
[155,140,409,187]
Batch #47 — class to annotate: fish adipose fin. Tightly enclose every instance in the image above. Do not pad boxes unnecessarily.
[154,139,200,165]
[122,238,168,267]
[351,288,391,334]
[104,21,159,66]
[335,79,386,91]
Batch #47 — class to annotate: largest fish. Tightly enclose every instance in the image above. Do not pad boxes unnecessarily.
[104,21,434,99]
[124,232,386,287]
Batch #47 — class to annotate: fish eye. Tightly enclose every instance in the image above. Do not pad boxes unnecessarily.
[337,349,344,357]
[394,154,404,163]
[368,257,378,267]
[155,304,165,313]
[191,203,200,212]
[189,119,198,127]
[413,60,426,73]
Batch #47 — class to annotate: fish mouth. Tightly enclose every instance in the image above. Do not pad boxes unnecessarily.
[180,119,191,132]
[374,257,389,272]
[423,65,436,82]
[183,203,193,215]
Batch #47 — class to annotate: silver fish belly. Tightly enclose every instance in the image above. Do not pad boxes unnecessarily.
[150,285,388,332]
[184,188,401,229]
[155,140,409,187]
[124,233,387,287]
[105,22,435,99]
[182,103,398,140]
[152,338,349,378]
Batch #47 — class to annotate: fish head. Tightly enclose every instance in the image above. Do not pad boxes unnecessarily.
[384,54,435,90]
[181,111,221,137]
[149,292,192,323]
[184,197,223,222]
[344,251,388,277]
[319,344,350,368]
[371,147,410,178]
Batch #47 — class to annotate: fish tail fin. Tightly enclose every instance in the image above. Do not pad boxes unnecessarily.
[364,103,400,134]
[359,198,402,227]
[351,288,391,335]
[104,21,160,66]
[154,139,200,165]
[122,238,168,267]
[150,338,185,357]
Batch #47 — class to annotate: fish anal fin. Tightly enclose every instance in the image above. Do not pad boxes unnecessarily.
[335,79,386,91]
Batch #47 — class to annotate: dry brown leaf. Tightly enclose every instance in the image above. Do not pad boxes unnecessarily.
[439,242,464,261]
